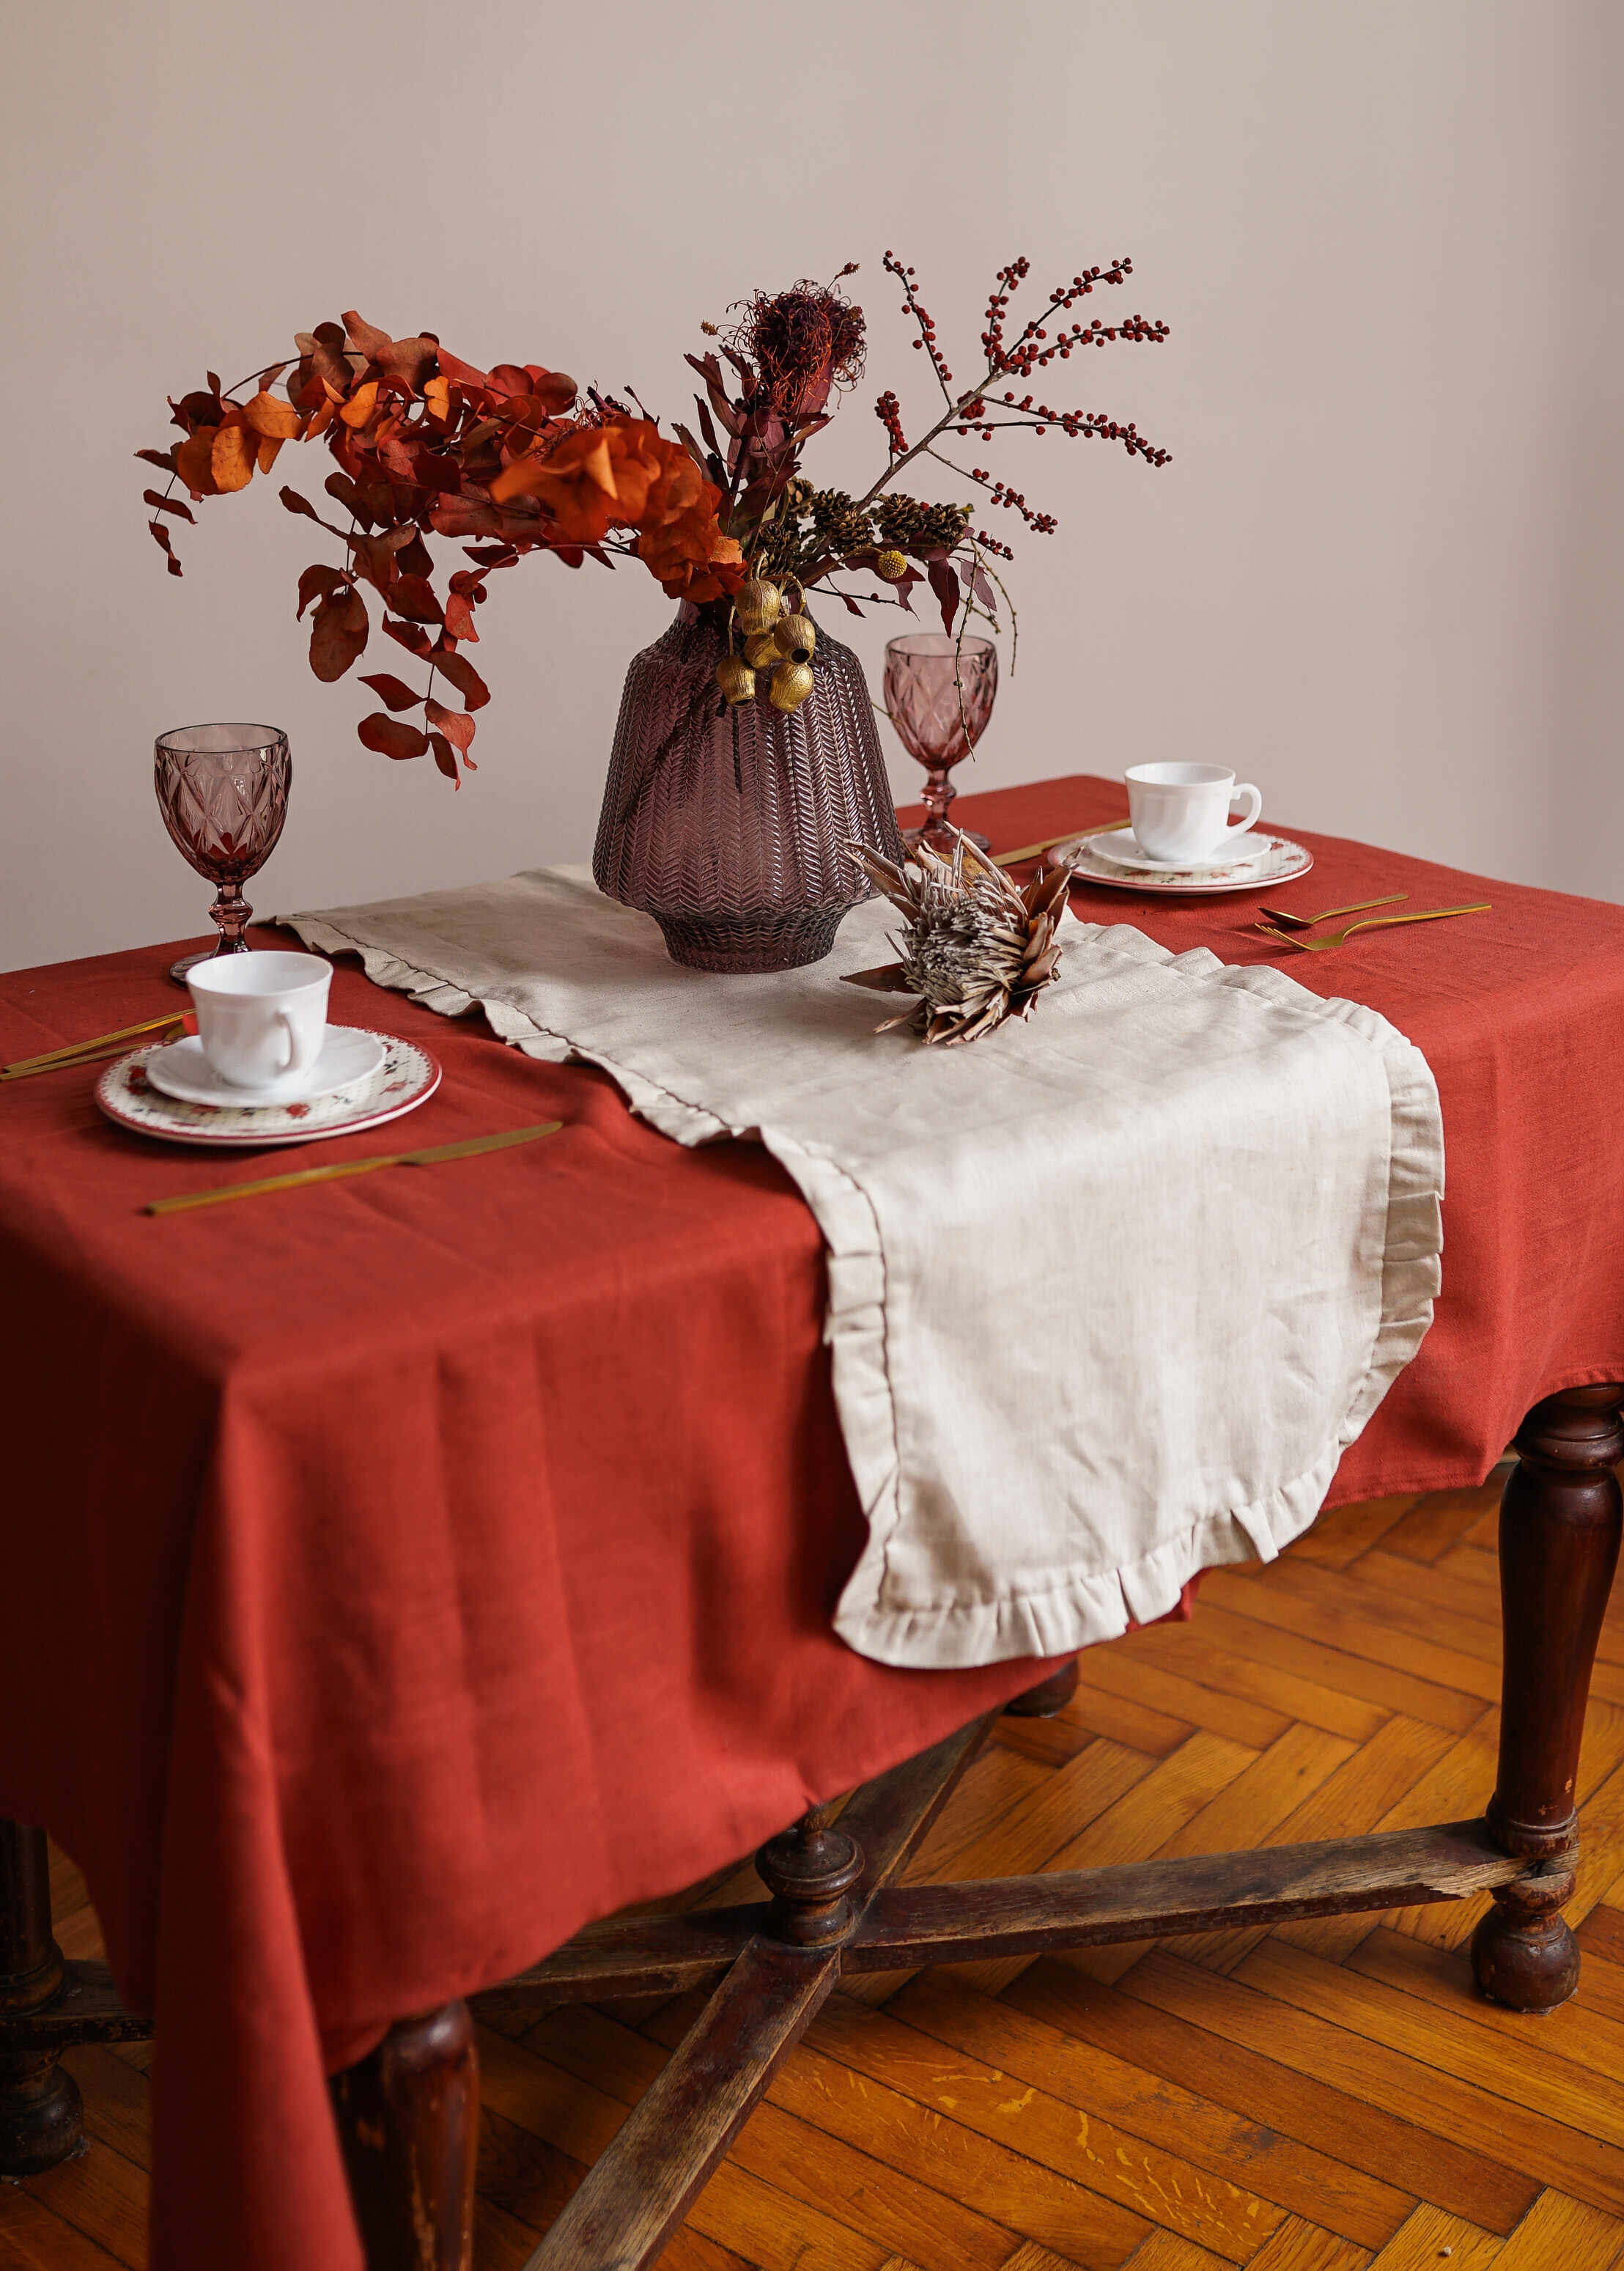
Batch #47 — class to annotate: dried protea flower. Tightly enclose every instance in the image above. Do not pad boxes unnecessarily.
[841,830,1070,1045]
[730,279,867,419]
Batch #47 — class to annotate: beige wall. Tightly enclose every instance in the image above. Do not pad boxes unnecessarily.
[2,0,1618,971]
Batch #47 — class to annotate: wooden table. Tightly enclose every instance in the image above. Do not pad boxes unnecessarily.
[4,774,1623,2270]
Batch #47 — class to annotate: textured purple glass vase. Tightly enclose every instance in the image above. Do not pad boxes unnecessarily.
[594,607,905,972]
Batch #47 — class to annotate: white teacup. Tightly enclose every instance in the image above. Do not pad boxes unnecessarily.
[1125,762,1263,864]
[187,951,332,1096]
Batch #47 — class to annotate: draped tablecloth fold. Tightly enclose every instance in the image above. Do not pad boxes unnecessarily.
[288,867,1444,1668]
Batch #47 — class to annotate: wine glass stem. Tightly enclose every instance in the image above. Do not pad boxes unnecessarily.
[923,763,956,837]
[210,882,252,952]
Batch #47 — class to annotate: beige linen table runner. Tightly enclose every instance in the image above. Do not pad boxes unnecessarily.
[286,869,1442,1670]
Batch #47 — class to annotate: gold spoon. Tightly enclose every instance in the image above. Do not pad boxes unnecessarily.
[1255,892,1407,931]
[1256,904,1490,952]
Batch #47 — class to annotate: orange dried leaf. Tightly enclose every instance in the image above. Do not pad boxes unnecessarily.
[243,390,302,441]
[174,429,218,498]
[423,376,451,422]
[425,699,474,754]
[256,436,284,475]
[211,423,256,492]
[339,381,380,430]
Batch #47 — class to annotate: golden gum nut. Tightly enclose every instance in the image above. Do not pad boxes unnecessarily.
[734,577,783,634]
[775,612,816,663]
[876,549,908,580]
[715,655,756,704]
[743,630,783,671]
[769,659,815,713]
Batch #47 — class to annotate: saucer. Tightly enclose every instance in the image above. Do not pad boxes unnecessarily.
[97,1031,440,1148]
[144,1027,387,1109]
[1092,827,1274,875]
[1049,828,1314,897]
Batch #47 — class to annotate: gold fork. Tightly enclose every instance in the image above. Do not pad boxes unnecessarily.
[1256,904,1490,952]
[1255,892,1406,931]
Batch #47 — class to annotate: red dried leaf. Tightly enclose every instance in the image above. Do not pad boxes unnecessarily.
[430,650,490,710]
[309,323,351,397]
[433,346,491,393]
[297,562,348,619]
[927,557,962,636]
[136,446,177,471]
[280,486,320,520]
[323,471,369,523]
[381,616,434,659]
[428,731,461,784]
[389,575,443,625]
[394,533,433,579]
[462,544,517,569]
[357,712,430,761]
[425,699,475,753]
[309,587,369,682]
[443,591,478,641]
[358,671,422,713]
[148,518,181,571]
[342,312,438,394]
[143,489,195,523]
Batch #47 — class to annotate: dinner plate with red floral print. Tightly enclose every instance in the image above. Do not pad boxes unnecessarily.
[1044,828,1314,897]
[96,1031,440,1147]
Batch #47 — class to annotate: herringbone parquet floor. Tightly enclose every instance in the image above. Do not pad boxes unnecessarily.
[10,1475,1624,2270]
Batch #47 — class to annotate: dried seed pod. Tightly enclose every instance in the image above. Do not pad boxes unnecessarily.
[715,655,756,705]
[734,577,783,635]
[775,612,817,664]
[875,549,908,580]
[768,659,815,713]
[743,630,784,671]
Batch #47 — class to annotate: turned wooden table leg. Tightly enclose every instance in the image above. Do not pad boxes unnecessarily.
[1472,1385,1624,2011]
[0,1817,82,2174]
[1003,1656,1080,1718]
[332,2001,479,2271]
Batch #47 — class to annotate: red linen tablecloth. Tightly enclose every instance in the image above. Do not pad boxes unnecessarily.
[3,773,1623,2271]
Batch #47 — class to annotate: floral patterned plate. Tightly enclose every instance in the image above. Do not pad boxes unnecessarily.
[1046,828,1314,897]
[96,1031,440,1148]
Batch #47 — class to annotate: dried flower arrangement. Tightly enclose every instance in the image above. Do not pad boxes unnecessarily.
[139,256,1168,784]
[842,832,1071,1045]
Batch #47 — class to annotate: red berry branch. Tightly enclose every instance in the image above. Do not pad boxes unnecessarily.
[861,249,1171,523]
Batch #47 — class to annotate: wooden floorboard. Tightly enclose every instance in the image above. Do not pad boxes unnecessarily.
[12,1475,1624,2270]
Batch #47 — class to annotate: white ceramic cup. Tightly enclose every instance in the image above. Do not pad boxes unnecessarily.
[186,951,332,1095]
[1125,762,1263,864]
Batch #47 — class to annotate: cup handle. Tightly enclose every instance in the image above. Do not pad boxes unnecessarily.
[1226,783,1263,840]
[276,1012,320,1077]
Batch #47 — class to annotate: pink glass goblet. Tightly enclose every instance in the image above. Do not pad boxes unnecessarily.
[155,724,291,984]
[882,632,998,855]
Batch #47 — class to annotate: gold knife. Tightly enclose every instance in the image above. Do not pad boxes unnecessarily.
[2,1019,189,1083]
[4,1011,193,1076]
[147,1122,564,1215]
[992,820,1132,869]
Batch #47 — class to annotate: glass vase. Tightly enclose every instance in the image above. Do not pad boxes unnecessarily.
[594,606,905,973]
